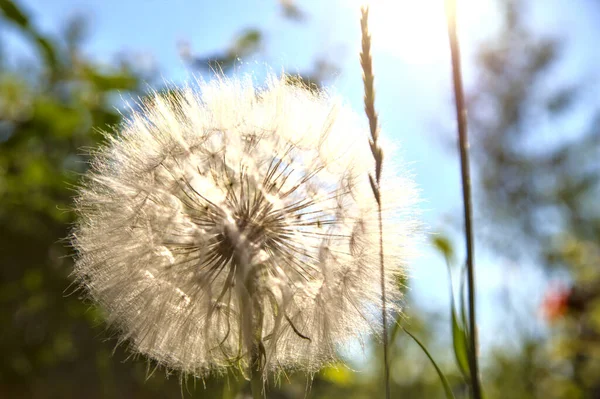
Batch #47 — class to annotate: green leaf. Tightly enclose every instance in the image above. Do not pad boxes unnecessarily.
[451,290,471,382]
[0,0,29,27]
[432,235,454,264]
[448,261,471,382]
[0,0,59,71]
[191,29,262,73]
[232,29,262,56]
[401,325,456,399]
[435,235,471,382]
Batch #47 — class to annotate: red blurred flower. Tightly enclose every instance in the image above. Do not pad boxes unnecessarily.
[541,284,572,322]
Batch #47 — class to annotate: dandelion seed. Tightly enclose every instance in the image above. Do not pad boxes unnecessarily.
[71,75,420,380]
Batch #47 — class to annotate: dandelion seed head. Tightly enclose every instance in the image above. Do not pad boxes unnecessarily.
[71,75,420,378]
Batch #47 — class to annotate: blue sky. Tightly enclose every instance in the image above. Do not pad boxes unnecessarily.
[5,0,599,357]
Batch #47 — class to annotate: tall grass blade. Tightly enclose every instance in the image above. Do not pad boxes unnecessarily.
[444,0,482,396]
[401,326,457,399]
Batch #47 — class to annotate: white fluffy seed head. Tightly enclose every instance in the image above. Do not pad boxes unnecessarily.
[71,75,420,378]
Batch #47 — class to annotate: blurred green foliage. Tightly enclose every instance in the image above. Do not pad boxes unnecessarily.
[467,1,600,398]
[0,0,170,397]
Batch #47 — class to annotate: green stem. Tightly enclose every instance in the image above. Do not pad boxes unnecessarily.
[378,205,390,399]
[444,1,482,398]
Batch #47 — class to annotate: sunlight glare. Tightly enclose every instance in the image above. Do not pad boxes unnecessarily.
[346,0,492,64]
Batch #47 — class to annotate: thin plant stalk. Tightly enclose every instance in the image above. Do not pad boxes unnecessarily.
[249,348,263,399]
[235,250,265,399]
[444,1,482,398]
[360,7,390,399]
[248,293,264,399]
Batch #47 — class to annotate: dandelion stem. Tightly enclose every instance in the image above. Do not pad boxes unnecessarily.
[360,7,390,399]
[444,1,482,398]
[234,249,265,399]
[250,343,264,399]
[249,292,265,399]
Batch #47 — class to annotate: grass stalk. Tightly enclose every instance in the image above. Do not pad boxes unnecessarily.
[444,1,482,398]
[360,7,390,399]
